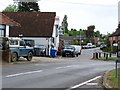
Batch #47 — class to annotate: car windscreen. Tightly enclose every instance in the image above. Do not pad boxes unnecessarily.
[64,46,74,49]
[34,45,46,48]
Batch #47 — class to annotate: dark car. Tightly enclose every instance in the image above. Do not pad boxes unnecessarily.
[34,45,46,56]
[62,45,77,57]
[100,44,107,50]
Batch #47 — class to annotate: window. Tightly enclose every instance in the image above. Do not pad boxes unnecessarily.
[0,30,4,37]
[20,41,25,46]
[56,25,58,37]
[0,25,5,37]
[9,40,18,45]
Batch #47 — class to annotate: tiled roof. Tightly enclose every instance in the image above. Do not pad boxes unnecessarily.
[109,24,120,37]
[3,12,56,37]
[0,13,20,26]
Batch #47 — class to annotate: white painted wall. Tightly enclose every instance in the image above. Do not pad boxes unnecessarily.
[5,25,9,37]
[52,16,60,51]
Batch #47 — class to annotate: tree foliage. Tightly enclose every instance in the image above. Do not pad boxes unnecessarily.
[86,25,95,38]
[2,4,18,12]
[62,15,68,33]
[94,30,101,37]
[18,2,40,12]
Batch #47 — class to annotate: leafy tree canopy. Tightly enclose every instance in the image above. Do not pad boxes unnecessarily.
[2,4,18,12]
[86,25,95,38]
[62,15,68,33]
[18,2,40,12]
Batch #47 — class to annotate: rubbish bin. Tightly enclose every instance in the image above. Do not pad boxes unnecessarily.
[50,48,57,58]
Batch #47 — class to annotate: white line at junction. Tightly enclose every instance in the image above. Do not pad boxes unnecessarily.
[69,76,102,89]
[5,70,43,78]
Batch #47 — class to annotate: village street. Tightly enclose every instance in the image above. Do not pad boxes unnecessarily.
[2,48,115,89]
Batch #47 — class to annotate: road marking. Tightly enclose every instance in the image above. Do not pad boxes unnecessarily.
[55,65,80,70]
[86,83,98,85]
[34,64,40,66]
[69,76,101,89]
[6,70,43,78]
[66,66,72,68]
[56,67,63,69]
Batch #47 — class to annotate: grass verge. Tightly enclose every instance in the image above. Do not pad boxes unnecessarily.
[106,69,120,89]
[98,57,118,61]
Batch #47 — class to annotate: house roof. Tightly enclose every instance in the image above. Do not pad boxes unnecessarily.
[0,13,20,26]
[109,24,120,37]
[3,12,56,37]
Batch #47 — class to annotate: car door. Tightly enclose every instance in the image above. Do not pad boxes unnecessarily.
[19,40,27,56]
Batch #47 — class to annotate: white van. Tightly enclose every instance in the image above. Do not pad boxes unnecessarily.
[70,45,82,55]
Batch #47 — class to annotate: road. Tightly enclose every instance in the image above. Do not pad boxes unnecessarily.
[2,48,115,89]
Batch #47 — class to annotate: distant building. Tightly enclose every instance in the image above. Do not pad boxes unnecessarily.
[109,23,120,51]
[109,2,120,50]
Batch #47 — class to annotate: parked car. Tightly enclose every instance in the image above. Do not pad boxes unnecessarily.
[82,43,96,49]
[34,45,46,56]
[62,45,78,57]
[24,39,35,47]
[100,44,107,50]
[5,37,34,62]
[70,45,82,55]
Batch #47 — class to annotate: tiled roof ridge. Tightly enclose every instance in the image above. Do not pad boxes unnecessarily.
[0,12,21,26]
[3,12,56,37]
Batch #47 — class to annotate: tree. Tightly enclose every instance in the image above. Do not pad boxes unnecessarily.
[86,25,95,38]
[18,2,40,12]
[62,15,68,33]
[2,4,18,12]
[86,25,95,43]
[94,30,101,37]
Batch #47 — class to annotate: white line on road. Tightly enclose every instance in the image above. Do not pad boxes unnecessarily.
[56,67,64,69]
[69,76,101,89]
[86,83,98,85]
[34,64,40,66]
[56,65,79,70]
[5,70,43,78]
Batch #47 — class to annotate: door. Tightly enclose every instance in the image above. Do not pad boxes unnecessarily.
[19,40,27,56]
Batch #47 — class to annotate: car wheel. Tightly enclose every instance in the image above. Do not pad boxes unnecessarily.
[76,54,78,57]
[27,52,33,61]
[72,53,75,57]
[11,52,18,62]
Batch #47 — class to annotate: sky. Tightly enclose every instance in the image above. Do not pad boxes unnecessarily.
[0,0,120,34]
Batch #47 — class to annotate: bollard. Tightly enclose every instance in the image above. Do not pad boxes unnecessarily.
[99,52,101,58]
[109,53,111,57]
[93,53,96,59]
[104,53,106,57]
[106,54,108,60]
[96,52,98,59]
